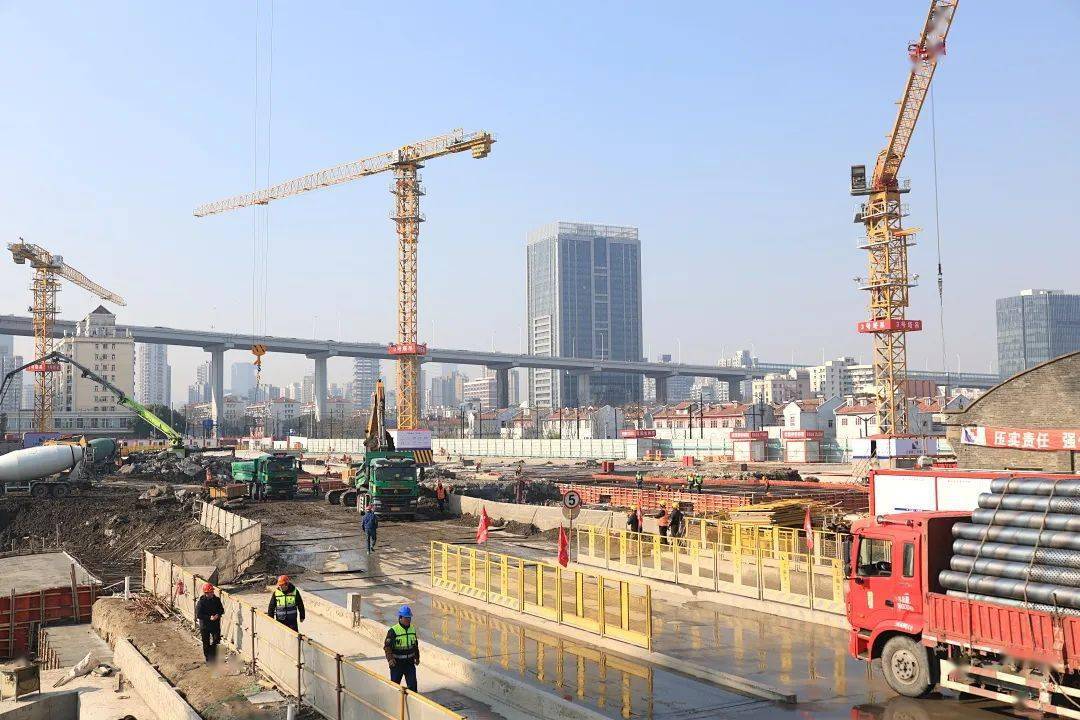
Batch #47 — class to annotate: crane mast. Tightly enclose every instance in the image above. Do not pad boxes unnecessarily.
[851,0,957,436]
[8,240,126,432]
[195,129,494,431]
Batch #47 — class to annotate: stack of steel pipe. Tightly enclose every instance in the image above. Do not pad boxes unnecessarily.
[940,477,1080,612]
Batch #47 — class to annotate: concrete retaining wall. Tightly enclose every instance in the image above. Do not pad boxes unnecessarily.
[112,639,201,720]
[451,495,619,532]
[0,692,79,720]
[193,502,262,581]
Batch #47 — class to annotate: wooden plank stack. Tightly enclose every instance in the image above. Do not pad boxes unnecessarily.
[728,499,812,527]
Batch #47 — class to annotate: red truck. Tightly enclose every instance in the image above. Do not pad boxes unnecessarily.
[847,511,1080,717]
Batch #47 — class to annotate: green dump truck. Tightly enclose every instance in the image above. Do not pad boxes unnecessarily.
[231,453,299,499]
[326,451,421,518]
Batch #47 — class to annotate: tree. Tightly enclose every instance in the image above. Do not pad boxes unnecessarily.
[130,404,184,439]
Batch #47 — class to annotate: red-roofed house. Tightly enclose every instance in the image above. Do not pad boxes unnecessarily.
[651,402,774,441]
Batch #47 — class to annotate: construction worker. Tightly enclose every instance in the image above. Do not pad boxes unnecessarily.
[267,575,305,631]
[195,583,224,664]
[435,481,447,514]
[656,502,670,544]
[635,471,645,489]
[626,506,641,533]
[669,504,685,540]
[686,473,695,491]
[384,605,420,691]
[362,505,379,552]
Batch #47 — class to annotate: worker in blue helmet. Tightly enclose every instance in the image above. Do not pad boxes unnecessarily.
[384,604,420,691]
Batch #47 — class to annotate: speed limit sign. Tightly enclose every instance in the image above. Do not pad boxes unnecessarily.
[563,490,582,509]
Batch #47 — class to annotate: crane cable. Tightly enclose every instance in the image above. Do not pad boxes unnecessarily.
[251,0,274,396]
[929,84,948,393]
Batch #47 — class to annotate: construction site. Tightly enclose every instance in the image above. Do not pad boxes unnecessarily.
[4,1,1080,719]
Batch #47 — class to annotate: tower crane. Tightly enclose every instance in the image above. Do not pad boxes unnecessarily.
[8,240,127,432]
[194,128,494,431]
[850,0,957,436]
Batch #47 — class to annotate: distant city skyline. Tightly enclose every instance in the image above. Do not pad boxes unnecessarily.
[996,289,1080,379]
[1,3,1076,403]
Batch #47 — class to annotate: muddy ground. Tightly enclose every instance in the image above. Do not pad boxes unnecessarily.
[0,485,223,586]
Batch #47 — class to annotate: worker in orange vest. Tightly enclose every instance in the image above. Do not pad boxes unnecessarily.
[435,482,447,514]
[655,502,670,544]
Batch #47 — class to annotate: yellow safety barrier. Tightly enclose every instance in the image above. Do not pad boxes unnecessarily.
[575,523,847,616]
[144,552,465,720]
[429,541,652,650]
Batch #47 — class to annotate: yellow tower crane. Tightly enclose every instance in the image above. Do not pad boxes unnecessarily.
[850,0,957,436]
[7,240,127,432]
[194,129,494,431]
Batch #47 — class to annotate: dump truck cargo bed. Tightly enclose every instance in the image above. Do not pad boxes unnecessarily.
[923,592,1080,671]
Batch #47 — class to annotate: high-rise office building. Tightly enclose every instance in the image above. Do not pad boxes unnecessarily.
[135,343,171,408]
[527,222,643,407]
[997,289,1080,378]
[230,361,257,399]
[352,357,380,409]
[0,335,21,416]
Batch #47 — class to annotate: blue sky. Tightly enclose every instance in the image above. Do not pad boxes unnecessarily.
[1,1,1077,399]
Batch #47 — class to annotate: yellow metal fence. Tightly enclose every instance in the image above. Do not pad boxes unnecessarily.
[144,552,464,720]
[430,541,652,650]
[575,523,847,616]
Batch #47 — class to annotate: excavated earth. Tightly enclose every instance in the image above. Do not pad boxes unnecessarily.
[0,485,223,586]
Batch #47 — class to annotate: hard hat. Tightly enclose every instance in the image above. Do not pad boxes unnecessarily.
[277,575,290,586]
[202,583,214,593]
[398,605,413,619]
[660,501,666,507]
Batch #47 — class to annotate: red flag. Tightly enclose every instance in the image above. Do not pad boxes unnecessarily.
[557,526,569,567]
[476,507,490,544]
[804,505,814,553]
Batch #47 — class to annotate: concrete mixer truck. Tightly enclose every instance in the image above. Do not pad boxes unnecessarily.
[0,437,118,498]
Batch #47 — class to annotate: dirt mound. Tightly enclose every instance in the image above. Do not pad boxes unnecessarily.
[0,487,223,586]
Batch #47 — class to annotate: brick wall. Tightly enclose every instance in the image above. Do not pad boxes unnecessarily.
[944,351,1080,472]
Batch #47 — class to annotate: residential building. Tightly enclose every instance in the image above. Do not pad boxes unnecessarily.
[540,406,624,439]
[833,397,946,443]
[642,355,693,403]
[230,361,257,399]
[187,395,246,436]
[809,357,856,398]
[429,370,465,409]
[245,396,301,437]
[996,289,1080,378]
[464,408,516,438]
[527,221,643,408]
[751,369,810,404]
[58,307,135,419]
[651,402,773,441]
[352,357,380,408]
[302,374,315,405]
[462,369,521,410]
[782,397,843,438]
[135,343,170,408]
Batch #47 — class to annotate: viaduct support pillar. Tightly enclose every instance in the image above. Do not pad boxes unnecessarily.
[727,378,744,402]
[489,367,511,409]
[653,376,669,404]
[309,353,330,424]
[206,346,225,440]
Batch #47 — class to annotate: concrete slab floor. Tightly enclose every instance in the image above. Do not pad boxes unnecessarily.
[0,552,95,594]
[42,624,112,668]
[2,667,153,720]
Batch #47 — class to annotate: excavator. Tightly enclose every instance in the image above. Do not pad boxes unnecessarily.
[0,351,189,456]
[325,379,421,518]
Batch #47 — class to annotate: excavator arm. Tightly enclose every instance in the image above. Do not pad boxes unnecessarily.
[0,351,185,451]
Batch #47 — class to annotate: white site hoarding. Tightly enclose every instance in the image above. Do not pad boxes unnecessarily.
[871,470,994,516]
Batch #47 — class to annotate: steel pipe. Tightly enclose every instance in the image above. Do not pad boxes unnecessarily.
[944,590,1080,618]
[952,539,1080,570]
[978,493,1080,514]
[991,478,1080,497]
[953,523,1080,550]
[971,508,1080,533]
[950,554,1080,587]
[939,570,1080,610]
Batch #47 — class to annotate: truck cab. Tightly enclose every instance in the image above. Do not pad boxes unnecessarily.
[231,452,299,499]
[847,512,967,695]
[357,451,420,518]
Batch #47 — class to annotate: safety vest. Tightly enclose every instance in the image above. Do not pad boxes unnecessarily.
[657,509,669,528]
[436,486,446,499]
[274,588,298,621]
[389,623,418,660]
